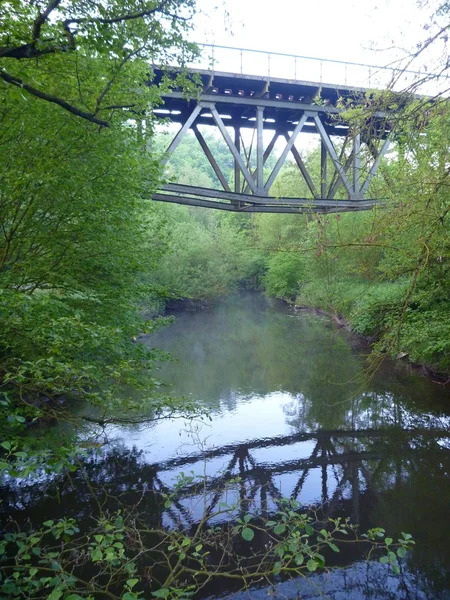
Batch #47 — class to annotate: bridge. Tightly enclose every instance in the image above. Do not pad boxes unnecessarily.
[149,45,441,214]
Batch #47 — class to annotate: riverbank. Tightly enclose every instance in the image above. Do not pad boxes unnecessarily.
[293,302,450,385]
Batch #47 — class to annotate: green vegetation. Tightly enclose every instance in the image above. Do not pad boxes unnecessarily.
[0,0,447,598]
[154,106,450,375]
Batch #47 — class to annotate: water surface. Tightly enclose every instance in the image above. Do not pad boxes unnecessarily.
[2,294,449,598]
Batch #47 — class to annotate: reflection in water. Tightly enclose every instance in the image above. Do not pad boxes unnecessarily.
[1,294,449,598]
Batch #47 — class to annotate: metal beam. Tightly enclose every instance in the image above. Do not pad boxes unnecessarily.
[353,132,361,194]
[206,103,258,194]
[155,184,379,208]
[166,91,345,116]
[192,125,231,192]
[283,132,318,199]
[327,135,349,199]
[321,139,327,199]
[264,113,308,191]
[152,193,377,214]
[243,131,280,194]
[313,114,354,198]
[328,149,354,199]
[234,126,241,194]
[256,106,264,190]
[163,103,202,162]
[360,135,391,196]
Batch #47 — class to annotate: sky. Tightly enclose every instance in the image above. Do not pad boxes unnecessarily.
[186,0,446,92]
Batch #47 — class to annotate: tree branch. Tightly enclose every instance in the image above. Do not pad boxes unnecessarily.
[64,1,171,27]
[0,43,59,59]
[0,70,109,127]
[32,0,64,42]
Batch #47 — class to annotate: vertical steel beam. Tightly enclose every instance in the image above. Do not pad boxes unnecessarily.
[234,126,241,194]
[207,103,257,194]
[162,104,202,163]
[321,139,327,199]
[192,125,231,192]
[242,131,279,194]
[353,132,361,197]
[264,113,308,191]
[313,115,354,198]
[256,106,265,190]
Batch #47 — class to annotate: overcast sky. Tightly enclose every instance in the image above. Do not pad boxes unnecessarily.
[190,0,441,74]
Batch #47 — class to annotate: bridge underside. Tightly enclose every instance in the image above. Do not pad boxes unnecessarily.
[151,70,393,213]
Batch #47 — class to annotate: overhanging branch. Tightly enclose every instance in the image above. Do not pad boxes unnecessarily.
[0,70,109,127]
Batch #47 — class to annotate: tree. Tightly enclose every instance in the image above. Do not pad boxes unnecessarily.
[0,0,199,126]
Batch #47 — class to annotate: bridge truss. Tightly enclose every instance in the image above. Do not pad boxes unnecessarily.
[151,69,394,213]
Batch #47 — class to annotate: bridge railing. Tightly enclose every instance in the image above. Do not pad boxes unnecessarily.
[188,44,450,97]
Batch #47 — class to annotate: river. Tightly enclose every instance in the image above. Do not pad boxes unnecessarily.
[1,294,449,599]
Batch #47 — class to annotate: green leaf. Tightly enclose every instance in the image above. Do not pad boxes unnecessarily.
[241,527,254,542]
[385,537,393,546]
[306,559,318,572]
[274,524,286,535]
[273,561,282,575]
[152,588,170,598]
[126,579,139,589]
[397,547,407,558]
[328,542,339,553]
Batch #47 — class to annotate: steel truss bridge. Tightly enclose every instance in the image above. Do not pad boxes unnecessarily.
[148,46,422,214]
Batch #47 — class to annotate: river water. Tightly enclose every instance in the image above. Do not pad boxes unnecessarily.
[1,294,450,598]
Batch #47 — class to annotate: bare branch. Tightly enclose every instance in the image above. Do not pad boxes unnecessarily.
[0,69,109,127]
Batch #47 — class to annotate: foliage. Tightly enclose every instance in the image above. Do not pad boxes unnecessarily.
[0,486,415,600]
[0,0,199,126]
[248,100,450,374]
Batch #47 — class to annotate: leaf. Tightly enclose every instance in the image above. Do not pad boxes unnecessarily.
[152,588,170,598]
[328,542,339,553]
[385,537,393,546]
[241,527,254,542]
[265,521,277,527]
[397,547,407,558]
[306,559,318,572]
[274,524,286,535]
[126,579,139,589]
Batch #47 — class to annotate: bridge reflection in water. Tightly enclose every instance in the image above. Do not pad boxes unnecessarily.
[143,426,449,529]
